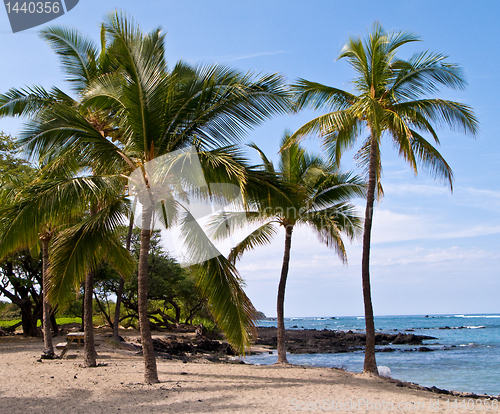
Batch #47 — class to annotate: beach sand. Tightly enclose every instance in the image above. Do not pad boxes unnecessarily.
[0,334,492,413]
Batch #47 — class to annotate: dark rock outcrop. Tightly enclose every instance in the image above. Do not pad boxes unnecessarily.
[255,327,436,354]
[151,335,236,359]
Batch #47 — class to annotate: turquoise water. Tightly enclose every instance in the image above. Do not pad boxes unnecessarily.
[246,314,500,396]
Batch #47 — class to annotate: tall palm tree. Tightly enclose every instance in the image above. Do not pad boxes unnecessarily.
[208,134,364,364]
[291,23,478,374]
[5,12,290,383]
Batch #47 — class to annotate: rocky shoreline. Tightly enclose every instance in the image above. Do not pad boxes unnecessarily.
[147,326,438,360]
[255,327,438,354]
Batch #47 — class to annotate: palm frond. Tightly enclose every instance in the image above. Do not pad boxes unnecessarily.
[178,208,258,353]
[385,109,418,174]
[409,130,454,190]
[19,100,126,170]
[0,85,73,119]
[48,198,133,305]
[194,256,258,354]
[308,172,365,210]
[292,79,357,111]
[392,99,478,136]
[39,26,99,93]
[206,211,263,241]
[164,65,292,151]
[227,222,278,264]
[305,203,363,262]
[354,136,384,200]
[391,51,467,100]
[290,110,359,167]
[247,142,275,173]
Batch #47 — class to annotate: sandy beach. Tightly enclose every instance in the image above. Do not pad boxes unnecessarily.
[0,333,494,414]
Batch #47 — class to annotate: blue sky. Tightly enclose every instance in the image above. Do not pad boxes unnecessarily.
[1,1,499,317]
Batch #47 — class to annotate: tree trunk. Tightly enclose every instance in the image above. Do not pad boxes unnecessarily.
[2,261,40,337]
[113,216,134,341]
[361,135,379,375]
[50,310,59,336]
[83,270,97,367]
[20,298,38,337]
[137,206,159,383]
[170,300,181,324]
[40,236,55,358]
[277,224,293,364]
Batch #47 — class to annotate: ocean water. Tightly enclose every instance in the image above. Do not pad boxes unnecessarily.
[245,314,500,396]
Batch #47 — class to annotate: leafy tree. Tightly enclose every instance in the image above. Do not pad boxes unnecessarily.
[0,133,45,337]
[0,159,132,359]
[291,23,478,373]
[35,24,123,368]
[0,24,133,366]
[0,134,60,355]
[209,134,364,364]
[0,249,43,336]
[94,228,209,330]
[0,132,31,176]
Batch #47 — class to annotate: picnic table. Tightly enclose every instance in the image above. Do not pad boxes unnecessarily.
[56,332,85,358]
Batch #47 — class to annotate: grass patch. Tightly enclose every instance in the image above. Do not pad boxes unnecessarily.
[0,319,21,328]
[55,317,82,325]
[0,317,82,328]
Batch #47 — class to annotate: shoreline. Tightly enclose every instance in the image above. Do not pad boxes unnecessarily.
[249,327,499,400]
[1,331,498,413]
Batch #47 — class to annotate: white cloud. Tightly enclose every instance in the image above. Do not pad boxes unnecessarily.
[369,207,500,244]
[370,245,500,267]
[370,209,432,243]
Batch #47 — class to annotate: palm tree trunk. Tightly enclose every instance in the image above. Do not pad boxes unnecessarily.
[277,224,293,364]
[137,205,159,384]
[113,216,134,341]
[361,136,379,375]
[41,236,55,358]
[83,270,97,367]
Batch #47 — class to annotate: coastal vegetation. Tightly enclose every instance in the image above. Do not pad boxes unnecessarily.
[0,15,477,384]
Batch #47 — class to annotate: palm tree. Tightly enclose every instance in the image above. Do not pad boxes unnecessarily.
[291,23,478,374]
[88,13,291,383]
[0,167,61,358]
[0,24,126,367]
[0,165,133,361]
[208,133,364,364]
[4,12,290,383]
